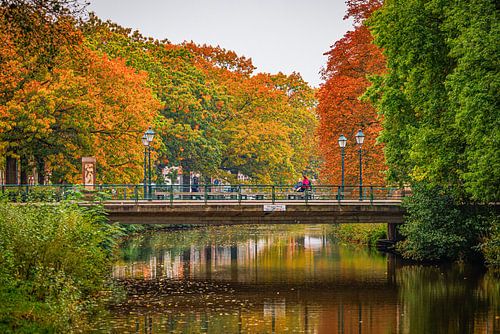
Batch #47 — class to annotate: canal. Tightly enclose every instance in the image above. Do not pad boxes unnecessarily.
[91,225,499,333]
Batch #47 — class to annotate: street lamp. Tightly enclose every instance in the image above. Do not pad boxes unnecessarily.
[141,134,149,199]
[338,134,347,196]
[142,127,155,199]
[355,129,365,201]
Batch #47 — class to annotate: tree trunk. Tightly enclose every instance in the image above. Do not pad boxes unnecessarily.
[6,156,18,184]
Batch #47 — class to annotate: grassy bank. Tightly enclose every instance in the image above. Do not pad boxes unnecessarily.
[331,223,386,246]
[0,201,122,333]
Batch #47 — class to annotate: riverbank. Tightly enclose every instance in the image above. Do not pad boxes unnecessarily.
[0,201,122,333]
[331,223,387,247]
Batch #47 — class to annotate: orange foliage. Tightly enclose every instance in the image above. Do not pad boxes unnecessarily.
[2,45,159,183]
[316,0,386,185]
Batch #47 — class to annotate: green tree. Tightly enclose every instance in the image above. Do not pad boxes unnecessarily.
[367,0,499,262]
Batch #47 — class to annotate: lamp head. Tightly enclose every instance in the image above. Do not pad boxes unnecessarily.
[355,129,365,145]
[145,127,155,142]
[338,134,347,148]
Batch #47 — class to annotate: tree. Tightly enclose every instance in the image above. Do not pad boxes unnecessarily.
[83,18,318,184]
[0,1,85,181]
[316,0,385,186]
[217,71,317,183]
[1,45,159,183]
[82,18,230,178]
[367,0,499,261]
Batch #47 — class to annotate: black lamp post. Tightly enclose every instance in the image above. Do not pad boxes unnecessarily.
[338,134,347,195]
[141,134,149,199]
[355,129,365,201]
[142,127,155,199]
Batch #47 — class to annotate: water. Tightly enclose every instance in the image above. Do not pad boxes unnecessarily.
[92,225,500,333]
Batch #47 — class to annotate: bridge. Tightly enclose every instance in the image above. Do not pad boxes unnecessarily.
[2,184,405,240]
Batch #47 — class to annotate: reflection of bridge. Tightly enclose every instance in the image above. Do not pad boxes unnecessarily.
[2,184,405,240]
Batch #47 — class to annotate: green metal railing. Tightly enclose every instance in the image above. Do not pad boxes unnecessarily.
[0,184,406,204]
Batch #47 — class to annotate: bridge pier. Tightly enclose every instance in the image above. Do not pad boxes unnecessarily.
[387,223,402,242]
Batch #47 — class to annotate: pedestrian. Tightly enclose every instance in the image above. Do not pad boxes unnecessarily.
[300,175,311,191]
[191,175,199,192]
[294,178,303,192]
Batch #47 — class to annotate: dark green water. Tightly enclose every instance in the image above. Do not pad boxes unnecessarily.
[92,225,500,333]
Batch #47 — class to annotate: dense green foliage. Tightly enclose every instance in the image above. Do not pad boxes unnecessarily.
[481,216,500,271]
[0,201,122,332]
[367,0,499,263]
[368,0,499,200]
[397,184,495,261]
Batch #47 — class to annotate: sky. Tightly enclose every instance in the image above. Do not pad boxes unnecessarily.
[87,0,353,87]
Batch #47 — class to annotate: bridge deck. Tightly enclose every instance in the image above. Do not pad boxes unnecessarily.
[100,200,404,225]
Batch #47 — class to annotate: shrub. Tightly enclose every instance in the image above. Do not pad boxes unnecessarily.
[0,202,122,332]
[397,183,488,262]
[481,215,500,270]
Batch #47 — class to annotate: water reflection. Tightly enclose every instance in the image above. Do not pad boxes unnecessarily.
[92,225,500,334]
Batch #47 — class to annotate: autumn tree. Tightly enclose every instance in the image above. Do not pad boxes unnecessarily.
[0,0,86,182]
[316,0,385,186]
[83,18,317,184]
[1,45,159,183]
[82,18,232,182]
[216,72,317,183]
[1,3,159,183]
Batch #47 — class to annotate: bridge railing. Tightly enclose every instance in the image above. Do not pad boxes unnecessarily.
[0,184,406,203]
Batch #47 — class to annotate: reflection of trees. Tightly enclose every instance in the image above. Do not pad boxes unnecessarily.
[102,226,500,334]
[397,265,498,333]
[112,225,389,284]
[98,278,399,334]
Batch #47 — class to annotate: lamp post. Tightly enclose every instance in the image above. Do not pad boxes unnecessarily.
[142,127,155,200]
[338,134,347,196]
[355,129,365,201]
[141,134,149,199]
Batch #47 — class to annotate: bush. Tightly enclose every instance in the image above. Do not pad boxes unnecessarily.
[397,183,488,262]
[0,202,122,332]
[481,215,500,271]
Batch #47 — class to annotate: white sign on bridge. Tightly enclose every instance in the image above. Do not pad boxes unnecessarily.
[263,204,286,212]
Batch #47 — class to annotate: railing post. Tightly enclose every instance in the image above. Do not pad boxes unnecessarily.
[337,186,341,204]
[134,185,138,203]
[370,186,374,205]
[272,185,275,204]
[238,184,242,205]
[124,187,127,200]
[169,184,174,207]
[204,183,208,205]
[305,188,309,205]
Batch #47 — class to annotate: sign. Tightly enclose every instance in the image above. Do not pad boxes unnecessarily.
[82,157,96,190]
[263,204,286,212]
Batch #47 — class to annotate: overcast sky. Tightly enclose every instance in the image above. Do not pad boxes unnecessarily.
[87,0,353,87]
